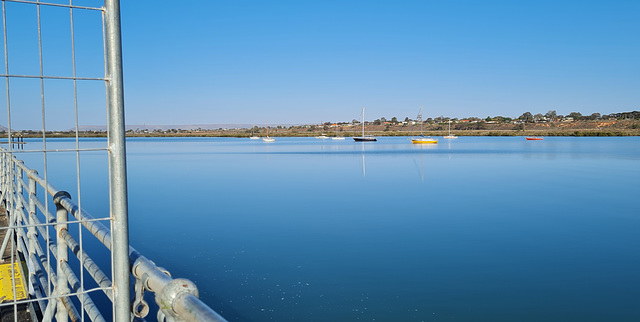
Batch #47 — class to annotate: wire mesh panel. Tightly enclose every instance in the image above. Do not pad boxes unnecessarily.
[1,1,116,320]
[0,1,226,321]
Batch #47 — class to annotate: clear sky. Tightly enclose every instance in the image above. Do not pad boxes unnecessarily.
[3,0,639,129]
[117,0,639,125]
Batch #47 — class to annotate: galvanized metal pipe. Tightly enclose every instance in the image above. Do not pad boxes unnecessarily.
[16,158,60,196]
[26,172,39,295]
[30,196,116,302]
[57,197,112,250]
[41,289,58,322]
[54,191,70,322]
[0,203,17,258]
[59,261,106,322]
[3,147,227,320]
[14,226,48,319]
[176,294,228,322]
[14,220,79,322]
[131,252,227,321]
[60,229,113,300]
[28,252,51,314]
[27,200,115,302]
[104,0,132,320]
[27,265,47,316]
[24,211,86,322]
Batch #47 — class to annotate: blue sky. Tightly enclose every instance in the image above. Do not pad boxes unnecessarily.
[3,0,639,129]
[118,0,639,125]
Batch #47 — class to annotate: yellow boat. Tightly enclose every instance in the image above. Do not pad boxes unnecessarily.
[412,136,438,144]
[411,105,438,144]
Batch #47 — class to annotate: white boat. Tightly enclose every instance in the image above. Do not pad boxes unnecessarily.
[443,120,457,139]
[249,125,259,139]
[353,107,377,142]
[411,106,437,144]
[332,124,345,140]
[315,120,330,139]
[263,121,275,143]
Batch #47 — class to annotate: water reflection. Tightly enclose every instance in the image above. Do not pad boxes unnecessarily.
[24,136,640,321]
[361,142,366,177]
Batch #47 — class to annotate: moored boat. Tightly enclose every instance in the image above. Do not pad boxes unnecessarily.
[249,125,260,139]
[332,123,346,140]
[263,121,275,142]
[411,106,437,144]
[412,136,438,144]
[443,120,457,139]
[353,107,377,142]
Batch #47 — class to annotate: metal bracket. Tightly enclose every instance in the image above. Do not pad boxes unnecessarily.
[132,277,149,319]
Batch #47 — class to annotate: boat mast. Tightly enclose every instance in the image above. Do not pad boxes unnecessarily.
[361,107,365,137]
[420,105,423,136]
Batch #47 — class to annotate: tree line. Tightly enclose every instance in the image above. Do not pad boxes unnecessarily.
[340,110,640,125]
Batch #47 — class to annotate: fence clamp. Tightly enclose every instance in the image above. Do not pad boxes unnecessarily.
[133,277,149,318]
[156,278,199,321]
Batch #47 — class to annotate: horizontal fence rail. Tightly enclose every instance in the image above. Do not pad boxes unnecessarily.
[0,148,227,321]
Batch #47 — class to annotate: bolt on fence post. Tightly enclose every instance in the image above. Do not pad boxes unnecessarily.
[104,0,132,320]
[54,191,71,322]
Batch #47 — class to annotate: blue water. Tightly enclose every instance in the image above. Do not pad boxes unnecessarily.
[16,136,640,321]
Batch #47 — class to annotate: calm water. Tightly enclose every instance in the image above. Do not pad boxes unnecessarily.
[17,136,640,321]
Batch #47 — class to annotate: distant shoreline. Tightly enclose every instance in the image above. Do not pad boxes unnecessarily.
[11,129,640,139]
[8,119,640,138]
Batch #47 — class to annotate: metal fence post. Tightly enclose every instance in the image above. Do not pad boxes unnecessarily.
[0,157,15,257]
[27,171,38,296]
[0,152,5,196]
[104,0,132,320]
[54,191,71,322]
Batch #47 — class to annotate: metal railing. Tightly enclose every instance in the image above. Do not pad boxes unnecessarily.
[0,0,227,321]
[0,149,226,321]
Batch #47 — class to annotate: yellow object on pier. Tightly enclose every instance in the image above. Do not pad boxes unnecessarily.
[0,262,28,302]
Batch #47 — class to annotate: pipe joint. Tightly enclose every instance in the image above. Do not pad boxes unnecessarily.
[53,191,71,207]
[157,278,199,319]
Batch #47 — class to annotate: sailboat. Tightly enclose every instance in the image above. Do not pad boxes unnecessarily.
[332,123,345,140]
[249,125,259,139]
[262,121,275,143]
[353,107,377,142]
[443,120,457,139]
[316,121,329,139]
[411,106,437,144]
